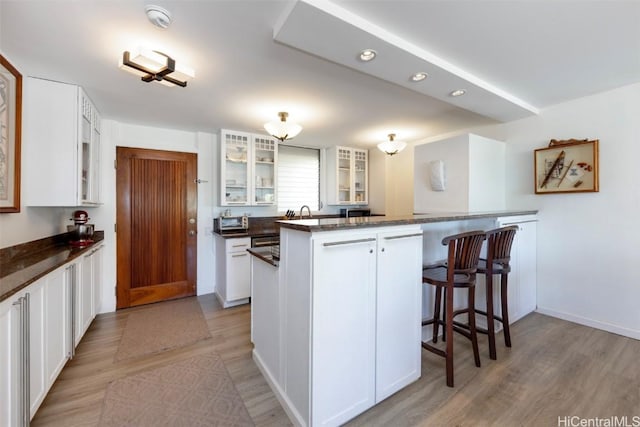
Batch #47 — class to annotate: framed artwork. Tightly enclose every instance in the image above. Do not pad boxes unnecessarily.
[534,139,599,194]
[0,54,22,213]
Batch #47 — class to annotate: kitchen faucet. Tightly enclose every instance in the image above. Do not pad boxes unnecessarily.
[299,205,312,219]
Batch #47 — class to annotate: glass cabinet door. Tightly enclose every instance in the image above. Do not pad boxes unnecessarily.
[338,148,352,203]
[354,149,367,204]
[222,131,250,205]
[80,95,92,202]
[90,110,101,204]
[252,135,277,205]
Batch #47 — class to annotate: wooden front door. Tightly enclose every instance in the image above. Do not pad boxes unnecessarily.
[116,147,197,309]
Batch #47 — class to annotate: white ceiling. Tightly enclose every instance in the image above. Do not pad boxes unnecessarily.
[1,0,639,149]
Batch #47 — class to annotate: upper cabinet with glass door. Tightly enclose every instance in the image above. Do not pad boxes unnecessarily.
[326,146,368,205]
[252,135,277,206]
[221,130,250,206]
[24,78,102,206]
[220,129,278,206]
[80,92,101,204]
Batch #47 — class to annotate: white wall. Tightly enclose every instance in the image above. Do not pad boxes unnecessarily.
[413,133,505,213]
[414,134,470,213]
[468,134,505,211]
[502,83,640,339]
[397,83,640,339]
[384,145,414,216]
[367,145,414,217]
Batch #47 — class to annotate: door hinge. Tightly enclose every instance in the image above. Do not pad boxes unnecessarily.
[114,223,117,233]
[114,159,117,169]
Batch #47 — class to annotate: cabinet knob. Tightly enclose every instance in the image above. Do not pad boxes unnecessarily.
[369,249,373,254]
[381,247,385,252]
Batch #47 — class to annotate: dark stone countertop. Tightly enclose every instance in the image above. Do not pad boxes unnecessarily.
[0,231,105,303]
[277,210,538,233]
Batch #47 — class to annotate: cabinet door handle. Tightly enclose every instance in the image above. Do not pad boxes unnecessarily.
[232,244,249,248]
[383,233,423,240]
[12,294,31,426]
[232,253,248,257]
[322,237,376,247]
[24,293,30,427]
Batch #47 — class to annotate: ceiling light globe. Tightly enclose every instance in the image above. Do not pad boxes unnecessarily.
[264,112,302,141]
[378,134,407,156]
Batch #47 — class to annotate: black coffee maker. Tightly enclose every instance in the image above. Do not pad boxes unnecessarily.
[68,210,94,247]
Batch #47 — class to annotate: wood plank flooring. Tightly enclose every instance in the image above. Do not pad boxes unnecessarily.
[33,294,640,426]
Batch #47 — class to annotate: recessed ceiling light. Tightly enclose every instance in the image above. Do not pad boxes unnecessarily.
[450,89,466,97]
[359,49,377,62]
[410,72,428,82]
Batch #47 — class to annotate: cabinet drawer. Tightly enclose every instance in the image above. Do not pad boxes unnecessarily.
[225,237,251,253]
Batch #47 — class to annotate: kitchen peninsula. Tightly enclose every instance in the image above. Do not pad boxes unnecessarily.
[250,210,537,427]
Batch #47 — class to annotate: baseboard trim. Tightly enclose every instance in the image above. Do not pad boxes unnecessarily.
[253,350,306,427]
[536,307,640,340]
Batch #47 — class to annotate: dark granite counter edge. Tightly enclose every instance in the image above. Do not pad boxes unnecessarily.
[247,248,279,267]
[0,232,105,303]
[277,210,538,232]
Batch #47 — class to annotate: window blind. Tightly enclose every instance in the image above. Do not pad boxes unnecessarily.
[277,145,320,211]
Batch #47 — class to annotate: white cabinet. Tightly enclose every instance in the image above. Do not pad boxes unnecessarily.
[260,225,422,426]
[0,279,46,426]
[375,229,423,401]
[0,245,102,425]
[214,235,251,307]
[311,232,377,426]
[326,146,368,205]
[497,216,537,323]
[24,77,102,206]
[92,245,104,314]
[78,245,102,340]
[44,266,70,388]
[250,256,280,379]
[220,129,277,206]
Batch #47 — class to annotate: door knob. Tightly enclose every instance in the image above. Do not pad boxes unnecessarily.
[189,230,196,236]
[189,218,196,224]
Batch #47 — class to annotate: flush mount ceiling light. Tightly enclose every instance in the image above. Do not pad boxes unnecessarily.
[119,48,194,87]
[378,133,407,156]
[411,72,428,82]
[264,112,303,141]
[145,5,172,29]
[359,49,377,62]
[450,89,466,97]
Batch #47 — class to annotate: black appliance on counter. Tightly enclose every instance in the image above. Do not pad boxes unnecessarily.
[339,208,371,218]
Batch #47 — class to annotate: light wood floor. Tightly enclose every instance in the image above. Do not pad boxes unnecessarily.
[33,294,640,426]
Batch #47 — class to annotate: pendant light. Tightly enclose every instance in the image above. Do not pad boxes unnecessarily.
[264,112,302,141]
[377,133,407,156]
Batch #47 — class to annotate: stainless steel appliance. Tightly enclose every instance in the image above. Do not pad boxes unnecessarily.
[67,210,95,247]
[339,208,371,218]
[215,215,248,232]
[251,235,280,260]
[251,235,279,248]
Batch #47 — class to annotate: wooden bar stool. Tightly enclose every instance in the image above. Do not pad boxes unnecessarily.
[421,230,486,387]
[475,226,518,360]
